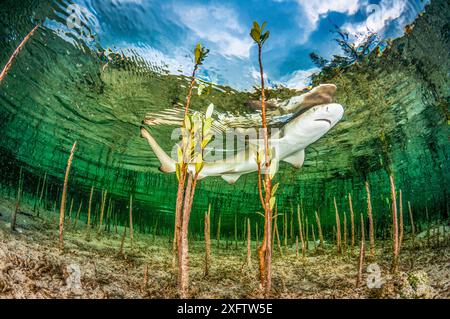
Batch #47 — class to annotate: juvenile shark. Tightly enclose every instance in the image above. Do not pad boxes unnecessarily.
[140,84,344,184]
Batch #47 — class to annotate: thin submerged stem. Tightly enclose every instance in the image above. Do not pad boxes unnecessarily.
[165,43,210,298]
[11,167,23,231]
[356,213,365,287]
[0,25,39,83]
[251,22,273,296]
[59,141,77,250]
[204,205,211,277]
[348,194,355,254]
[365,181,375,259]
[389,175,399,273]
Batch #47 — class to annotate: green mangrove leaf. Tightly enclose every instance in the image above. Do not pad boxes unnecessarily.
[256,211,265,218]
[261,31,270,44]
[201,134,213,148]
[177,145,183,163]
[195,161,204,174]
[194,43,202,65]
[270,146,277,159]
[194,43,209,65]
[251,29,261,43]
[197,83,205,96]
[184,116,191,130]
[203,48,210,59]
[205,103,214,119]
[255,150,262,165]
[193,153,203,170]
[253,21,260,32]
[261,21,267,31]
[203,119,213,136]
[269,197,276,210]
[271,182,279,196]
[269,160,277,180]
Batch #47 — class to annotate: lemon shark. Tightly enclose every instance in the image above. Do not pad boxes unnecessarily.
[140,84,344,184]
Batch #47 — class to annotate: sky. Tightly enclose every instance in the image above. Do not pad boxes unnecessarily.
[54,0,428,90]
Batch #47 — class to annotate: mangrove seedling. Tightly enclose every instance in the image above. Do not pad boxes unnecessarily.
[389,175,399,273]
[204,205,211,277]
[365,181,375,259]
[315,211,324,250]
[149,42,213,298]
[250,20,276,297]
[334,197,342,254]
[129,194,134,247]
[11,167,23,231]
[297,205,306,256]
[356,213,365,287]
[399,189,404,253]
[246,218,252,268]
[59,141,77,250]
[348,194,355,253]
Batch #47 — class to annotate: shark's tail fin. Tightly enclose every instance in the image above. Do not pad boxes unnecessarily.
[140,126,176,173]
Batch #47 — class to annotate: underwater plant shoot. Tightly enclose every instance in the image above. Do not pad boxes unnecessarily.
[0,0,448,313]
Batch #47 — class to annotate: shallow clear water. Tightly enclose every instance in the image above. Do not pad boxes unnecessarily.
[0,0,448,236]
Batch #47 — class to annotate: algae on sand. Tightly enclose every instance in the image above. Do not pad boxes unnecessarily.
[0,196,449,299]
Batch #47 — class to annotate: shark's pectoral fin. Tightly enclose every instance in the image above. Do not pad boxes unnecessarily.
[283,149,305,168]
[221,173,242,184]
[140,126,176,173]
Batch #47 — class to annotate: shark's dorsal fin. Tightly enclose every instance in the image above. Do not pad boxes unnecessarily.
[283,149,305,168]
[221,173,242,184]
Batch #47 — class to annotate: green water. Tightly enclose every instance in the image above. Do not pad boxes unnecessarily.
[0,0,448,239]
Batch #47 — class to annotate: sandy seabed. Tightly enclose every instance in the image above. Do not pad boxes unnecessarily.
[0,197,448,299]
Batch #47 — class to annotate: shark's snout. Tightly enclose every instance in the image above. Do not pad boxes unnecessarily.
[328,103,344,118]
[314,103,344,127]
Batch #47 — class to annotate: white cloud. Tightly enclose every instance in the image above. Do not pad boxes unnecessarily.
[251,68,268,82]
[295,0,363,42]
[342,0,407,42]
[282,67,320,89]
[302,0,361,26]
[171,4,253,58]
